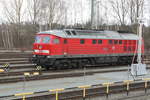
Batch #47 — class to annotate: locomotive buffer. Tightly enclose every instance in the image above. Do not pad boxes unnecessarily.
[131,19,147,76]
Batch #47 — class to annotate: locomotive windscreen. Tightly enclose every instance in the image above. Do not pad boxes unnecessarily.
[35,36,41,43]
[35,36,51,44]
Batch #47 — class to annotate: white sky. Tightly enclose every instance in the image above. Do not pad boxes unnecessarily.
[143,0,150,25]
[0,0,150,25]
[0,0,4,23]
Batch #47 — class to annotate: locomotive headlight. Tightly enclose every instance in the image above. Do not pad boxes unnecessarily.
[42,50,49,53]
[34,50,39,53]
[47,56,51,58]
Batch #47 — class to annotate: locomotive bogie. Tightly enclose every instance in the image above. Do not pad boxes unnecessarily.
[32,55,137,69]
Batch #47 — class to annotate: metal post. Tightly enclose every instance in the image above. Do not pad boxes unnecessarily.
[102,82,114,98]
[56,91,58,100]
[65,8,67,28]
[144,81,147,93]
[22,95,25,100]
[123,80,133,96]
[78,85,91,100]
[84,67,86,84]
[91,0,95,29]
[49,88,64,100]
[96,3,100,29]
[106,85,109,98]
[143,78,150,94]
[137,22,143,64]
[83,88,86,100]
[126,82,129,96]
[131,18,147,76]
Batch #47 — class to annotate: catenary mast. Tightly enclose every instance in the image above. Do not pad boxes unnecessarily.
[91,0,95,29]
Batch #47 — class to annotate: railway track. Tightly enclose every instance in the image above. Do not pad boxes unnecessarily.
[0,53,150,99]
[0,53,150,84]
[0,64,149,84]
[0,57,31,65]
[0,52,32,58]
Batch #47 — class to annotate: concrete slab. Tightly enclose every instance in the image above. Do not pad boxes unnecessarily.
[0,69,150,97]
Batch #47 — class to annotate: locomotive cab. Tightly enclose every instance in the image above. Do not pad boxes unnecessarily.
[33,33,64,56]
[33,34,51,55]
[32,31,65,69]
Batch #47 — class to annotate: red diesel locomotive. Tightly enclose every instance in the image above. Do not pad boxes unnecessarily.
[32,29,144,69]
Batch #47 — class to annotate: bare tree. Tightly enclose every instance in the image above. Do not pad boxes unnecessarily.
[2,0,24,48]
[128,0,136,24]
[27,0,42,31]
[27,0,41,24]
[95,0,109,29]
[110,0,129,25]
[3,0,24,23]
[0,23,14,49]
[40,0,66,29]
[128,0,144,24]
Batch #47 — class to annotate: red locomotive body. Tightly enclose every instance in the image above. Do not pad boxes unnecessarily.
[32,29,144,69]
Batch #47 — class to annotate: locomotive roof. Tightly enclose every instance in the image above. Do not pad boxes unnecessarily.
[38,29,139,40]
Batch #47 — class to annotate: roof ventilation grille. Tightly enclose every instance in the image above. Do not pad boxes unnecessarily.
[65,31,71,35]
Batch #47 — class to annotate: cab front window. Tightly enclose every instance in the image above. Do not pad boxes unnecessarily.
[35,36,41,43]
[43,36,50,43]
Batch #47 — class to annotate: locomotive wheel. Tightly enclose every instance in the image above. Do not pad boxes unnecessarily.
[53,61,61,70]
[90,58,96,65]
[45,66,50,70]
[127,57,132,64]
[63,62,69,69]
[53,60,69,70]
[67,60,73,69]
[78,61,83,68]
[71,62,78,69]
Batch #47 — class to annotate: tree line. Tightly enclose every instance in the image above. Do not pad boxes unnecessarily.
[0,0,150,50]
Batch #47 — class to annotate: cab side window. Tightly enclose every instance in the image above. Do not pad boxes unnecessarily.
[92,40,97,44]
[98,40,102,44]
[80,39,85,44]
[64,39,67,44]
[119,40,122,44]
[53,38,60,44]
[109,40,113,44]
[114,40,118,44]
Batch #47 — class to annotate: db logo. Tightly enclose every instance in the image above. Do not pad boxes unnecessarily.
[103,48,108,51]
[112,46,115,50]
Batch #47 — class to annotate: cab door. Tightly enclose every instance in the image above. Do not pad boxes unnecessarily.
[41,35,51,55]
[63,39,68,55]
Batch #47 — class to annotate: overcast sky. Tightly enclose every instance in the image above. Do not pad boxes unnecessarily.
[0,0,150,25]
[0,0,4,23]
